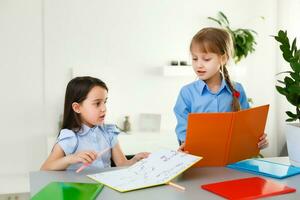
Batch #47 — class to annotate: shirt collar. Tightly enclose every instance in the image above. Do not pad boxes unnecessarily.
[78,124,99,136]
[197,78,232,95]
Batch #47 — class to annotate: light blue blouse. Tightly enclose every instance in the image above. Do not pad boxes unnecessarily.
[56,124,119,170]
[174,79,250,142]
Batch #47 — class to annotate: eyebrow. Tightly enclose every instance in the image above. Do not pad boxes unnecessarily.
[92,97,108,102]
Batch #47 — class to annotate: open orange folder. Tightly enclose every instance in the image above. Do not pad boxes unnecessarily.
[185,105,269,167]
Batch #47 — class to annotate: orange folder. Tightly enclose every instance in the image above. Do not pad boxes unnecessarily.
[185,105,269,167]
[201,177,296,199]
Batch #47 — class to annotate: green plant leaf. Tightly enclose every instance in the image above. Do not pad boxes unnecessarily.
[295,50,300,61]
[292,38,297,52]
[286,118,297,122]
[290,72,300,81]
[286,94,300,106]
[274,35,285,44]
[276,70,292,76]
[277,80,285,84]
[218,11,230,26]
[282,52,292,62]
[286,111,298,118]
[284,77,294,86]
[208,11,257,63]
[278,30,285,37]
[287,85,300,93]
[290,59,300,72]
[207,17,222,26]
[276,86,288,95]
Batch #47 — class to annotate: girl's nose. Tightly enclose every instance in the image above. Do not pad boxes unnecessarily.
[196,61,203,69]
[100,103,106,112]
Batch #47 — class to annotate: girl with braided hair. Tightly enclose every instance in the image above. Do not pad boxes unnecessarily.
[174,27,268,151]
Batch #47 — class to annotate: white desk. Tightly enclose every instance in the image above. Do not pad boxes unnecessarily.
[30,162,300,199]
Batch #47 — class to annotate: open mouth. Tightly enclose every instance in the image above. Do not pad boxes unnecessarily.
[99,114,105,120]
[197,70,206,75]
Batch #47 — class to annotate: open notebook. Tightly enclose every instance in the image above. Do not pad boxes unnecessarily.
[185,105,269,167]
[88,150,202,192]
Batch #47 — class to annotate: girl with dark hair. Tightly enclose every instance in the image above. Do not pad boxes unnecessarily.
[174,27,268,151]
[41,76,149,170]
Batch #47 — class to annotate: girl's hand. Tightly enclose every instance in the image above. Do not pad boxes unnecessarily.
[68,151,97,164]
[258,133,269,149]
[132,152,150,163]
[177,142,189,153]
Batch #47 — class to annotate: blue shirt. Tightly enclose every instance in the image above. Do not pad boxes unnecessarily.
[174,79,250,142]
[57,124,119,170]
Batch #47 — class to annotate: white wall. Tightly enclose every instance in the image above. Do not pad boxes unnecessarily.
[0,0,45,175]
[0,0,280,177]
[43,0,278,157]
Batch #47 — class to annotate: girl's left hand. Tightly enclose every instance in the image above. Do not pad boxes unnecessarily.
[258,133,268,149]
[132,152,150,162]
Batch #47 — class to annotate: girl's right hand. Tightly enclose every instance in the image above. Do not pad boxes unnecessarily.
[68,151,97,164]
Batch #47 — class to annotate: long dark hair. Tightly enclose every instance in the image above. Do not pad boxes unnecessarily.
[61,76,108,133]
[190,27,241,111]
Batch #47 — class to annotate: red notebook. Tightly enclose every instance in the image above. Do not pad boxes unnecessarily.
[201,177,296,199]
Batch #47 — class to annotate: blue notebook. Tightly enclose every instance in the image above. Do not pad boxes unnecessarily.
[227,159,300,179]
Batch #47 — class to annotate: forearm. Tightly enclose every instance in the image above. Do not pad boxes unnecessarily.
[40,156,72,171]
[114,157,135,167]
[123,158,136,166]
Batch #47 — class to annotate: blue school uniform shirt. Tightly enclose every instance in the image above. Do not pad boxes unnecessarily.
[174,79,250,142]
[56,124,120,170]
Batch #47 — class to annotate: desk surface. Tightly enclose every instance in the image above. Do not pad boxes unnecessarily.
[30,166,300,200]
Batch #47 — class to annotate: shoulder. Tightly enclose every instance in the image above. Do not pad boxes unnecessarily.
[179,80,199,97]
[103,124,121,135]
[233,81,250,109]
[56,129,78,154]
[181,80,198,91]
[233,82,246,93]
[102,124,120,147]
[57,129,77,141]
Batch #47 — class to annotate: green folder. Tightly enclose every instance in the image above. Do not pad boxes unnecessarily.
[31,182,104,200]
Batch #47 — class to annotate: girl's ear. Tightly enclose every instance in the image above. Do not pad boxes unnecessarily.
[220,54,228,66]
[72,102,81,114]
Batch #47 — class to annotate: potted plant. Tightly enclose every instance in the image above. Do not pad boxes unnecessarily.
[208,11,258,63]
[274,30,300,167]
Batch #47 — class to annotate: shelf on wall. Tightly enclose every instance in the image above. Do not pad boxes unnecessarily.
[163,65,194,76]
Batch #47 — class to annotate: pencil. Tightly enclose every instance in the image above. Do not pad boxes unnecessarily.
[76,163,90,173]
[168,181,186,191]
[76,147,110,173]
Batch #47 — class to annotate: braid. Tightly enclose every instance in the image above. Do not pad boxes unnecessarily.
[223,66,241,111]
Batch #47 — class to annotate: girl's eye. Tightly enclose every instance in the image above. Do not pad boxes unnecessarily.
[192,58,198,61]
[203,58,211,61]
